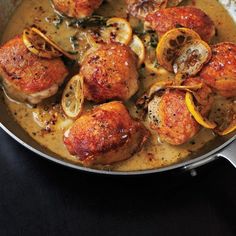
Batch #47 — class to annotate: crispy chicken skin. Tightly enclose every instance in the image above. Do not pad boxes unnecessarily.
[148,78,213,145]
[200,42,236,97]
[64,101,150,166]
[0,36,68,104]
[145,6,215,42]
[151,90,199,145]
[80,42,139,103]
[52,0,103,18]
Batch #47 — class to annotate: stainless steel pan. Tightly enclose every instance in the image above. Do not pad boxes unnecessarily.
[0,0,235,175]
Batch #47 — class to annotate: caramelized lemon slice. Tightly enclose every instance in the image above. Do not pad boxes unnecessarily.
[74,31,99,62]
[61,75,84,119]
[32,104,73,131]
[145,46,160,74]
[173,39,212,76]
[142,32,161,74]
[156,28,200,71]
[101,17,132,45]
[218,120,236,136]
[145,59,160,74]
[23,28,62,59]
[185,92,216,129]
[148,81,202,98]
[128,0,167,20]
[129,35,145,67]
[23,27,77,60]
[167,84,203,91]
[148,80,173,97]
[136,80,172,109]
[136,80,203,111]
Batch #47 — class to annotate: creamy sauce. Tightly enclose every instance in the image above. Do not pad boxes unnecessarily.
[1,0,236,171]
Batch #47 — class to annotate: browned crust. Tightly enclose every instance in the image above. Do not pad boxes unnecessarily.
[64,101,150,166]
[145,6,215,42]
[80,43,139,103]
[200,42,236,97]
[52,0,103,18]
[0,36,68,94]
[153,90,199,145]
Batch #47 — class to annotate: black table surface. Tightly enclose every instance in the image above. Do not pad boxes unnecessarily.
[0,128,235,236]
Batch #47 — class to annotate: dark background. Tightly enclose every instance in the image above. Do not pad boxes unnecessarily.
[0,129,235,236]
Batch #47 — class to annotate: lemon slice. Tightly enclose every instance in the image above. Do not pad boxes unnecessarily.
[145,47,160,74]
[32,104,72,131]
[129,35,145,67]
[173,39,212,76]
[142,32,160,74]
[136,80,172,110]
[61,75,84,119]
[23,27,77,60]
[185,92,216,129]
[148,81,202,97]
[74,31,99,62]
[218,120,236,136]
[148,80,173,97]
[23,28,62,59]
[101,17,132,45]
[156,28,201,72]
[167,84,203,90]
[128,0,167,20]
[145,60,160,74]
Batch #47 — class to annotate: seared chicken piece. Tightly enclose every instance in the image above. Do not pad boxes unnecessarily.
[64,101,149,166]
[52,0,103,18]
[80,42,139,103]
[200,42,236,97]
[148,78,213,145]
[146,6,215,42]
[0,36,68,104]
[148,89,199,145]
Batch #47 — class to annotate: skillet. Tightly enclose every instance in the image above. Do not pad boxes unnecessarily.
[0,0,235,175]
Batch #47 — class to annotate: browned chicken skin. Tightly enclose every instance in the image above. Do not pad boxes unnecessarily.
[52,0,103,18]
[0,36,68,104]
[80,42,139,103]
[64,101,150,166]
[149,89,199,145]
[148,78,213,145]
[145,6,215,42]
[200,42,236,97]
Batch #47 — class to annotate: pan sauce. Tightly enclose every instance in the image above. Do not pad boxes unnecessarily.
[1,0,236,171]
